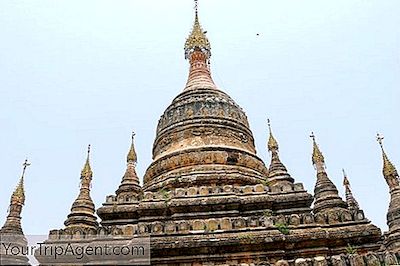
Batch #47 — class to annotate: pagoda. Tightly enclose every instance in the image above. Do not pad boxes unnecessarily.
[28,2,400,265]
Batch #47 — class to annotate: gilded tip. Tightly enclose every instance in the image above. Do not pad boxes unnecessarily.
[267,119,279,152]
[11,159,30,205]
[127,132,138,164]
[184,0,211,60]
[311,132,325,165]
[81,145,92,178]
[377,134,399,181]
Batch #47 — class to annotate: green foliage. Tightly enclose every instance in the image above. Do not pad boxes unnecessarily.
[159,188,170,202]
[259,179,270,187]
[345,243,358,254]
[275,223,290,235]
[263,210,273,217]
[238,233,255,241]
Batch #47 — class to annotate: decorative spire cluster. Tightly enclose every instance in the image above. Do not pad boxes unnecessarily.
[64,145,98,230]
[342,169,360,211]
[1,159,30,235]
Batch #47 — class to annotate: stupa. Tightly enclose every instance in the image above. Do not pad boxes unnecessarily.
[0,160,30,265]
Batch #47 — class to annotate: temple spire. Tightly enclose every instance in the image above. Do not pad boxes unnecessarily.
[127,131,138,164]
[1,159,30,235]
[377,133,399,190]
[267,119,279,152]
[342,169,360,211]
[184,0,211,60]
[310,133,347,214]
[266,119,293,184]
[81,144,92,180]
[377,134,400,246]
[310,132,325,173]
[116,132,141,197]
[64,145,98,230]
[184,0,216,91]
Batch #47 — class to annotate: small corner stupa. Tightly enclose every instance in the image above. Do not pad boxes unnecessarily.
[0,160,30,265]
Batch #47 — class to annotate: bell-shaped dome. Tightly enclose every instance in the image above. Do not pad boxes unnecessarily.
[143,11,268,191]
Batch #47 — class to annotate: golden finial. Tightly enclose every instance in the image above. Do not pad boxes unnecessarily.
[267,119,279,152]
[377,133,398,179]
[127,131,138,163]
[81,144,92,178]
[11,159,30,205]
[184,0,211,60]
[342,169,350,187]
[310,132,325,165]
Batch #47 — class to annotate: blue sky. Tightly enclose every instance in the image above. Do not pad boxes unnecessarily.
[0,0,399,235]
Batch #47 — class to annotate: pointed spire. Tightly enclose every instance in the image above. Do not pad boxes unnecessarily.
[342,169,360,211]
[11,159,30,207]
[310,132,325,170]
[64,145,98,230]
[377,133,399,190]
[116,133,141,197]
[266,119,294,184]
[81,144,92,179]
[310,133,347,214]
[184,0,211,60]
[377,134,400,242]
[1,159,30,235]
[267,119,279,152]
[127,131,137,164]
[183,0,216,91]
